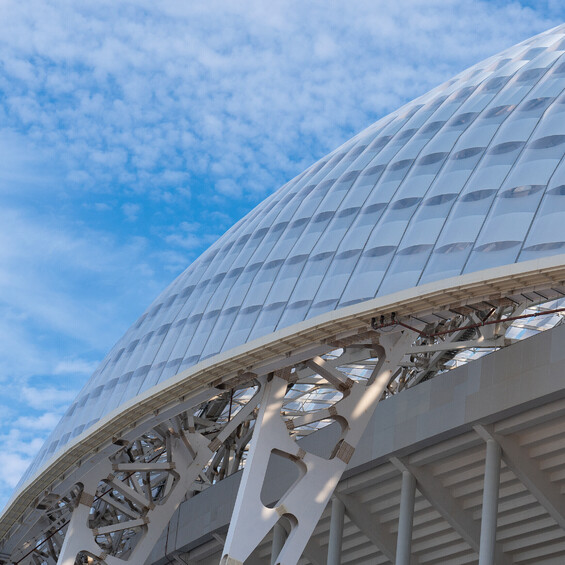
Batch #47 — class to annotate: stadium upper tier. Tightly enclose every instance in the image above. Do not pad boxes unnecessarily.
[22,23,565,484]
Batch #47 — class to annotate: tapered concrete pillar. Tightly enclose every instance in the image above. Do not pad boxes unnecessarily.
[396,470,416,565]
[271,522,287,565]
[327,496,345,565]
[478,439,501,565]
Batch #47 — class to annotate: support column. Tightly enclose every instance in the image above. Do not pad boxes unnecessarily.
[478,439,501,565]
[271,523,287,565]
[327,497,345,565]
[396,470,416,565]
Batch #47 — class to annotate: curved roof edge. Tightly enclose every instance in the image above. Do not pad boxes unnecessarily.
[3,252,565,539]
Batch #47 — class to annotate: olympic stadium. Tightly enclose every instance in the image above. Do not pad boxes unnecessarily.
[4,21,565,565]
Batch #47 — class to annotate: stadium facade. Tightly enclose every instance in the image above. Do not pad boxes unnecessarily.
[3,22,565,565]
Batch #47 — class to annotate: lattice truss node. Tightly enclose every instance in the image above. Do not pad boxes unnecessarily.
[5,294,565,565]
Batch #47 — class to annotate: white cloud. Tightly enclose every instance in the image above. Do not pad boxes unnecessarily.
[53,359,99,376]
[21,388,77,412]
[13,412,62,431]
[0,208,156,356]
[122,202,141,222]
[165,220,220,251]
[215,178,241,198]
[0,0,558,211]
[92,202,112,211]
[0,453,32,488]
[0,428,53,504]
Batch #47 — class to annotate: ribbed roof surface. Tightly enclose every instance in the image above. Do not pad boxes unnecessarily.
[24,24,565,482]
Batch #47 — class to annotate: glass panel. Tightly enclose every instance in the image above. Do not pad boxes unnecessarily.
[155,313,203,381]
[315,185,347,214]
[179,309,222,367]
[285,251,334,304]
[309,249,363,312]
[384,158,415,181]
[307,298,339,320]
[447,146,485,171]
[379,244,435,295]
[200,306,240,359]
[520,241,565,262]
[313,207,361,255]
[480,76,510,92]
[276,300,313,329]
[416,120,445,138]
[339,202,387,251]
[481,104,516,123]
[264,254,308,303]
[518,96,553,115]
[222,305,263,351]
[145,320,185,386]
[339,246,396,306]
[240,259,284,308]
[522,47,545,60]
[420,242,474,284]
[464,240,522,273]
[515,67,547,83]
[446,112,479,129]
[248,301,287,340]
[463,141,524,190]
[520,183,565,258]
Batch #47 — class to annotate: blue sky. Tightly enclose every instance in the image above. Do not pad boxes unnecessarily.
[1,0,564,510]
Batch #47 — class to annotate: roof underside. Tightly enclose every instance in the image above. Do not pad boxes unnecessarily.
[152,322,565,565]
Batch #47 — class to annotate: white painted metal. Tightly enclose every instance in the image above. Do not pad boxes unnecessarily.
[50,389,261,565]
[141,323,565,564]
[5,256,565,556]
[220,330,416,565]
[478,439,501,565]
[326,497,345,565]
[271,523,287,565]
[396,470,417,565]
[8,291,565,564]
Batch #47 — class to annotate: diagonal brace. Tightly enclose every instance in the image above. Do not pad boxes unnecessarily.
[334,491,401,563]
[221,330,416,565]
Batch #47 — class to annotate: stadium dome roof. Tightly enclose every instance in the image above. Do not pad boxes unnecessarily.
[23,23,565,484]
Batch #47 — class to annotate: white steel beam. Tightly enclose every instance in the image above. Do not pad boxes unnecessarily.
[326,497,345,565]
[220,330,415,565]
[408,337,505,354]
[396,469,417,565]
[54,387,263,565]
[271,523,287,565]
[5,257,565,555]
[277,520,326,565]
[301,537,326,565]
[304,356,353,390]
[478,439,501,565]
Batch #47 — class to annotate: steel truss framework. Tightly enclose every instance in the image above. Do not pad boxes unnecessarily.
[3,268,565,565]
